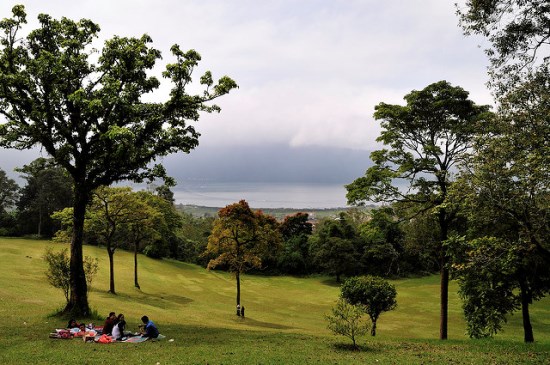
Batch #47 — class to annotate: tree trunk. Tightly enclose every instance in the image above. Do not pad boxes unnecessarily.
[64,187,90,317]
[519,278,534,342]
[134,242,140,289]
[371,318,377,336]
[37,206,42,236]
[439,209,449,340]
[236,271,241,307]
[439,265,449,340]
[108,246,116,294]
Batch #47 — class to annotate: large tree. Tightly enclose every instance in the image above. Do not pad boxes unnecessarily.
[205,200,282,311]
[0,6,236,315]
[346,81,490,339]
[453,70,550,342]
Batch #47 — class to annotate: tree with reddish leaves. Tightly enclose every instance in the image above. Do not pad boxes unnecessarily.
[205,200,282,311]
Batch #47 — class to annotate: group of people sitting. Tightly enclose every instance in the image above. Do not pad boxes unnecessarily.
[65,312,159,341]
[65,319,98,339]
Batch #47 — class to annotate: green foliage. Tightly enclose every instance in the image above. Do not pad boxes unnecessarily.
[341,276,397,336]
[449,236,520,338]
[325,298,369,349]
[457,0,550,93]
[452,70,550,342]
[0,167,19,235]
[15,158,73,237]
[357,207,403,276]
[174,212,213,265]
[309,214,360,282]
[43,247,98,303]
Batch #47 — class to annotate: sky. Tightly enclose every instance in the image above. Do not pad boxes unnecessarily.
[0,0,493,185]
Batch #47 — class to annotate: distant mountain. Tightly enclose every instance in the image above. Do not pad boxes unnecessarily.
[0,144,374,185]
[163,144,373,184]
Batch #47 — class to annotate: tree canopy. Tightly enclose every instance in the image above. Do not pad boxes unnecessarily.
[458,0,550,91]
[0,5,236,315]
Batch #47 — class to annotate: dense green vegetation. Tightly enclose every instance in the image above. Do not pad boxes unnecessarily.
[1,238,549,364]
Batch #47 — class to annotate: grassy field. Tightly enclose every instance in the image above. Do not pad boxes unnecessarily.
[1,237,549,364]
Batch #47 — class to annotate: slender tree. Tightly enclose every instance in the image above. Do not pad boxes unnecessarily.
[0,6,236,315]
[346,81,491,339]
[89,187,145,294]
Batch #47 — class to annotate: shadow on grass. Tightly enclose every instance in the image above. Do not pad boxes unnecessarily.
[94,290,194,309]
[332,342,378,353]
[320,278,341,287]
[236,317,295,330]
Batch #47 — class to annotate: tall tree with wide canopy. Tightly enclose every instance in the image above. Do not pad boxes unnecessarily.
[346,81,491,339]
[0,6,236,315]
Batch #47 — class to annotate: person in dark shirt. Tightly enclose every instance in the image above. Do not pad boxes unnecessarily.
[140,315,159,338]
[67,318,80,328]
[102,312,117,335]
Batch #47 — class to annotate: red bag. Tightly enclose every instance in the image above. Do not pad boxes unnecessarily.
[96,334,112,344]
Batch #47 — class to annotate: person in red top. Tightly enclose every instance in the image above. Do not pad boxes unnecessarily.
[102,312,116,335]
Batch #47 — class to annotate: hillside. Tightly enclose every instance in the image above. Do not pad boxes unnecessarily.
[1,238,549,364]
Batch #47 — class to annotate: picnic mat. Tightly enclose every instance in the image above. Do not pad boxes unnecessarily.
[119,334,166,343]
[49,330,165,343]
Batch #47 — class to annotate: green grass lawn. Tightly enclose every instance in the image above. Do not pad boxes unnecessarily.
[1,237,549,364]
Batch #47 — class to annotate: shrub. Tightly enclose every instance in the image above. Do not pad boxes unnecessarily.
[43,247,99,302]
[341,275,397,336]
[325,298,370,349]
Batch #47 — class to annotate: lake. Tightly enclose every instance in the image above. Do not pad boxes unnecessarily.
[172,181,350,209]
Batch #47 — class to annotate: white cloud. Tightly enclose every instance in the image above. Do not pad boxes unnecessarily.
[1,0,493,155]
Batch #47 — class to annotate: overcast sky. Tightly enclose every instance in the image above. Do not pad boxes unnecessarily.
[0,1,493,183]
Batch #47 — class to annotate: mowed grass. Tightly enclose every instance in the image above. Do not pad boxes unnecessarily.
[0,238,549,364]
